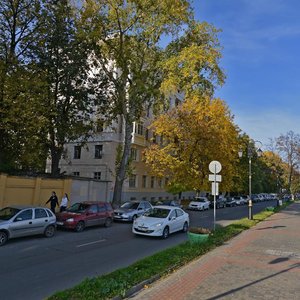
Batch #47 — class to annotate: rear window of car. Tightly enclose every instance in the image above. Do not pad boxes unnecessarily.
[121,202,139,209]
[35,208,48,219]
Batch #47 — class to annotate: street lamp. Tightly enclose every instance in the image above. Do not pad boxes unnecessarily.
[238,140,263,220]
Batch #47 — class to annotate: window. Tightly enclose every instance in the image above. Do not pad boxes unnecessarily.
[15,209,32,221]
[152,133,157,144]
[145,129,149,141]
[95,145,103,159]
[142,175,147,188]
[46,209,54,217]
[73,172,80,176]
[158,178,162,188]
[139,202,145,210]
[165,177,169,186]
[96,119,104,132]
[176,209,184,217]
[144,202,152,209]
[74,146,81,159]
[94,172,101,180]
[98,205,106,213]
[131,148,138,161]
[169,210,176,219]
[129,174,137,188]
[35,208,47,219]
[135,123,144,135]
[160,135,164,146]
[88,205,98,214]
[150,176,155,188]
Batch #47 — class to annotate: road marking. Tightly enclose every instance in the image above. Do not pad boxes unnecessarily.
[76,239,106,248]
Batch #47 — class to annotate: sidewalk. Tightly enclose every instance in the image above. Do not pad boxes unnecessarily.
[131,202,300,300]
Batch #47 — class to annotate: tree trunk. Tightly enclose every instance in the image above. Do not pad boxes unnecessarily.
[112,119,133,208]
[50,147,62,176]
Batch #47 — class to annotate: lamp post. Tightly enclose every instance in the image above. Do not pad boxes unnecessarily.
[238,140,263,220]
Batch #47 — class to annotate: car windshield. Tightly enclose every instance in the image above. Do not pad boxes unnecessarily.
[121,202,139,209]
[195,199,206,203]
[67,203,89,213]
[0,207,21,220]
[146,208,170,218]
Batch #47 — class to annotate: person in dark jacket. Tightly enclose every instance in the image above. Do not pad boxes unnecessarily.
[46,191,59,214]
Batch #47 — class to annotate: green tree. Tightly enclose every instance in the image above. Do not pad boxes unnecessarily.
[79,0,225,207]
[33,0,99,175]
[0,0,43,172]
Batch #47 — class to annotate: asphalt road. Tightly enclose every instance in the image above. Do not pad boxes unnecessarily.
[0,200,278,300]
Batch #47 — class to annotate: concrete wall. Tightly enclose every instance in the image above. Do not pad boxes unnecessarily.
[0,173,72,208]
[69,179,110,205]
[0,174,109,209]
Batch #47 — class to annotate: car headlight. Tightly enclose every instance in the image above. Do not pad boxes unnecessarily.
[122,214,128,218]
[66,218,74,222]
[155,223,163,227]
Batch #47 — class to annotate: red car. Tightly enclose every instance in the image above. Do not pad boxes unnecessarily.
[56,201,113,232]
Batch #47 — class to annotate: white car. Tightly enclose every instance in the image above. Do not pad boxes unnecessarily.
[132,206,189,239]
[188,197,210,211]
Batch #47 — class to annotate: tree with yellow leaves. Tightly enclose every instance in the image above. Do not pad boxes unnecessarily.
[144,95,240,194]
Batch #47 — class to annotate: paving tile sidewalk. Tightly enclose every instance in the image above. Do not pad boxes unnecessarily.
[131,202,300,300]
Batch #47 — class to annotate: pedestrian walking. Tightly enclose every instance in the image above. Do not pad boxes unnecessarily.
[60,193,69,212]
[46,191,59,214]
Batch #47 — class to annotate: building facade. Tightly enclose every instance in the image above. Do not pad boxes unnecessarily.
[57,99,196,203]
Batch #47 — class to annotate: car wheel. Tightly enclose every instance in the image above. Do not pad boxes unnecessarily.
[104,217,112,227]
[44,225,55,238]
[75,221,85,232]
[162,226,169,239]
[0,231,8,246]
[182,222,188,233]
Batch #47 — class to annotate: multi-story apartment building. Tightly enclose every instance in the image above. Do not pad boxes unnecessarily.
[57,98,195,203]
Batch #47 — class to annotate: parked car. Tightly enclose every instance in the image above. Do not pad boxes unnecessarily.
[209,197,226,209]
[225,197,237,207]
[188,197,210,211]
[56,201,113,232]
[156,200,182,208]
[241,195,250,204]
[232,196,245,205]
[114,200,153,222]
[251,194,260,203]
[132,205,189,238]
[0,206,56,246]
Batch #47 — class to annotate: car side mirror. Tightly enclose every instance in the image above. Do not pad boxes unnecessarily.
[15,217,23,222]
[138,207,143,210]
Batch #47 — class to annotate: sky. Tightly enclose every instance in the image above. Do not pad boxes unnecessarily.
[192,0,300,147]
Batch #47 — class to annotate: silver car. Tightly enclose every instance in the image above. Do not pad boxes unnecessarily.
[114,200,153,222]
[0,206,56,246]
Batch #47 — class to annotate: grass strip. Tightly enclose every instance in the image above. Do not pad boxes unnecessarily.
[49,201,291,300]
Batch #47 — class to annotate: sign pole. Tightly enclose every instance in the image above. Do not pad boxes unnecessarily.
[209,161,222,232]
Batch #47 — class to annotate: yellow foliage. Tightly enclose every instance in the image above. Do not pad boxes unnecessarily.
[144,95,240,192]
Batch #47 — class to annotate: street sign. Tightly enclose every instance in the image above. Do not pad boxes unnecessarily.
[209,161,222,174]
[209,174,222,182]
[211,182,219,196]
